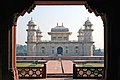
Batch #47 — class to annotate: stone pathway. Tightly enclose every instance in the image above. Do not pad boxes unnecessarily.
[46,60,73,80]
[61,60,73,74]
[46,60,63,74]
[46,60,73,74]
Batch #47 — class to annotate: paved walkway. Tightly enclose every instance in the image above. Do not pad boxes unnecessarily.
[45,60,73,80]
[46,60,63,74]
[61,60,73,74]
[46,60,73,74]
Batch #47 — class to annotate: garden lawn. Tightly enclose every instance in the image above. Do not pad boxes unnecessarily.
[16,63,43,67]
[76,63,104,67]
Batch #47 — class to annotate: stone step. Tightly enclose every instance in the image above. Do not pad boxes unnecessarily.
[47,73,73,78]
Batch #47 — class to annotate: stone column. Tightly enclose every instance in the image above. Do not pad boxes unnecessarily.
[12,24,16,69]
[8,13,19,80]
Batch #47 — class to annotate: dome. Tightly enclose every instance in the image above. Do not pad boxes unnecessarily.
[83,18,93,26]
[78,28,83,33]
[51,23,69,32]
[27,18,36,26]
[36,27,42,33]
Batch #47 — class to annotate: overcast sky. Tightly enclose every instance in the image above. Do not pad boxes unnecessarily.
[16,5,104,49]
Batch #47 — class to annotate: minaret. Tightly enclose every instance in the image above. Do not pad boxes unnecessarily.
[26,18,37,56]
[36,27,43,42]
[83,17,93,42]
[27,18,36,42]
[82,17,94,56]
[78,27,84,42]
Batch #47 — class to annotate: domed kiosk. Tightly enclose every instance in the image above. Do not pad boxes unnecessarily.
[48,23,72,41]
[51,23,69,32]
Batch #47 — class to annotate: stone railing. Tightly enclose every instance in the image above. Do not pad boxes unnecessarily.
[17,64,46,79]
[73,64,104,79]
[16,56,104,60]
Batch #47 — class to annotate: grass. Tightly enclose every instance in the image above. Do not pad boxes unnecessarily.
[76,63,104,67]
[16,63,31,67]
[16,63,44,67]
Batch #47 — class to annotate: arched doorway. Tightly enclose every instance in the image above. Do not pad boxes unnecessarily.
[57,47,63,55]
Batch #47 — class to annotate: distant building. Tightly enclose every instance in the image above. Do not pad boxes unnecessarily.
[26,18,94,56]
[93,45,104,56]
[16,44,27,56]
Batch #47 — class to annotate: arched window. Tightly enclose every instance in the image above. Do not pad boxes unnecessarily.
[66,50,68,53]
[52,50,54,54]
[75,46,79,53]
[41,47,45,54]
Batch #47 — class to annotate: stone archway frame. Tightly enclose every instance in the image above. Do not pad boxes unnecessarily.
[11,1,106,80]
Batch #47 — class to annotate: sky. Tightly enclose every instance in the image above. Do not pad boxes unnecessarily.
[16,5,104,49]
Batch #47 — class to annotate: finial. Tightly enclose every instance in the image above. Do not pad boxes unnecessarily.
[80,27,82,30]
[87,17,89,20]
[78,27,82,32]
[31,17,33,21]
[57,22,58,26]
[38,26,39,30]
[62,22,63,26]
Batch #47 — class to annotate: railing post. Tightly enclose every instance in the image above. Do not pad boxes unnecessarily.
[73,64,77,79]
[43,64,46,78]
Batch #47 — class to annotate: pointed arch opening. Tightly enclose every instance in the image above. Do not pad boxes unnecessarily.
[14,1,105,80]
[57,47,63,55]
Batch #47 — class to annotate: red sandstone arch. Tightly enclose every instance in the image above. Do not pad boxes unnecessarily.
[1,0,113,80]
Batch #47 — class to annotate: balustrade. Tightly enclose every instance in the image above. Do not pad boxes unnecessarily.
[73,64,104,79]
[17,64,46,79]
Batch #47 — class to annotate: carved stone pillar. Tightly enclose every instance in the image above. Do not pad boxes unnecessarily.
[12,17,17,70]
[12,14,20,80]
[7,13,20,80]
